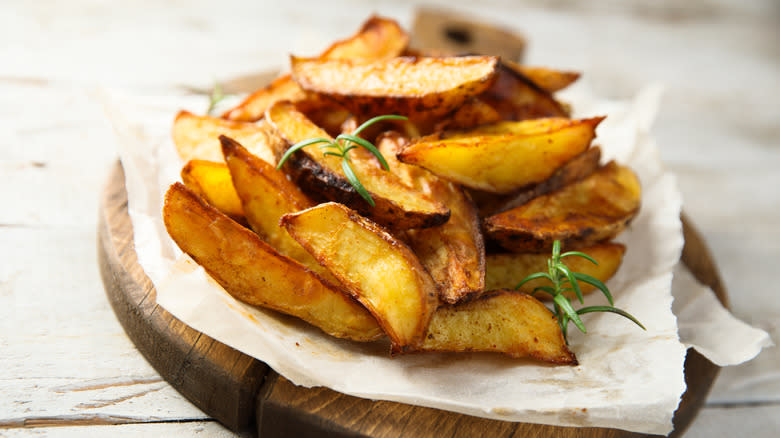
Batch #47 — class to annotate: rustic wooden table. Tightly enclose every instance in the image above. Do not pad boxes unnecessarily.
[1,1,777,436]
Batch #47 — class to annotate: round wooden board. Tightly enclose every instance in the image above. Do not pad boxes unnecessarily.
[98,163,726,437]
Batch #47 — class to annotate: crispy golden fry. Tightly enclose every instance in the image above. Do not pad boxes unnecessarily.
[172,110,281,164]
[280,202,439,351]
[220,136,342,284]
[378,132,485,304]
[222,16,408,122]
[475,146,602,217]
[266,101,450,229]
[398,117,604,194]
[319,15,409,61]
[484,162,641,252]
[485,243,625,299]
[504,62,581,93]
[180,160,244,222]
[480,62,568,120]
[163,183,382,341]
[290,56,499,119]
[415,290,576,364]
[295,98,353,137]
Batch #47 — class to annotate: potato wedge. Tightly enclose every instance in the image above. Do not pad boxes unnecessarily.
[180,160,244,222]
[172,110,281,164]
[480,62,568,120]
[319,15,409,61]
[163,183,382,341]
[484,162,641,252]
[222,16,408,122]
[398,117,604,194]
[475,146,602,217]
[485,243,625,299]
[220,135,342,283]
[433,97,501,132]
[290,55,499,119]
[416,290,576,364]
[266,101,450,229]
[378,132,485,304]
[505,62,581,93]
[280,202,439,351]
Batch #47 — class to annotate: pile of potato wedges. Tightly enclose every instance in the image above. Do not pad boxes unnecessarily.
[164,16,641,365]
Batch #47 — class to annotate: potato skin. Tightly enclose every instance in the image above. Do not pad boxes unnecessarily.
[291,56,499,119]
[480,62,569,120]
[163,183,382,342]
[415,290,577,365]
[505,62,581,94]
[484,162,641,253]
[280,202,439,352]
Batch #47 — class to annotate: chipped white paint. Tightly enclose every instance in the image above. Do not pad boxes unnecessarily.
[0,0,776,436]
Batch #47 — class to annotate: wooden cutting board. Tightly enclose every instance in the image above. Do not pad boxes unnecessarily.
[97,9,727,437]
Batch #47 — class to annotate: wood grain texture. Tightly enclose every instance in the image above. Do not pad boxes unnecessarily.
[98,161,725,437]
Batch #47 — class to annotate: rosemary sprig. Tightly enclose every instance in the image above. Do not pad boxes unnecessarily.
[276,115,408,206]
[516,240,645,343]
[206,81,231,116]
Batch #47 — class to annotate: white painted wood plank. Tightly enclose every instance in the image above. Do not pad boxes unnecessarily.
[0,421,246,437]
[684,405,780,438]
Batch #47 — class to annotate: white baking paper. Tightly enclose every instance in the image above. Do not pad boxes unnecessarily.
[99,83,767,435]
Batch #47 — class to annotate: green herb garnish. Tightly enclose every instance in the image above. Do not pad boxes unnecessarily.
[516,240,645,343]
[275,114,408,206]
[207,81,231,116]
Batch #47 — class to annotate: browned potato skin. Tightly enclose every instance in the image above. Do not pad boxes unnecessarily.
[162,183,383,342]
[280,202,439,352]
[432,97,501,132]
[504,61,581,94]
[180,160,245,222]
[172,110,282,164]
[480,62,568,121]
[475,146,602,217]
[290,56,499,119]
[378,132,485,304]
[414,290,576,364]
[266,101,450,230]
[222,16,408,122]
[485,243,626,300]
[484,162,641,253]
[318,15,409,61]
[220,135,343,284]
[398,117,603,194]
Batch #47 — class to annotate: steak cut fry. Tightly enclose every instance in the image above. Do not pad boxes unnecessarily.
[485,243,625,299]
[378,132,485,304]
[180,160,244,222]
[162,183,382,342]
[398,117,604,194]
[290,55,499,119]
[280,202,439,352]
[484,162,641,252]
[172,110,282,164]
[220,135,340,283]
[266,101,450,229]
[222,16,408,122]
[415,290,576,364]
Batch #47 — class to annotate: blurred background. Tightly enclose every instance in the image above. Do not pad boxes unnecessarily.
[1,0,777,436]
